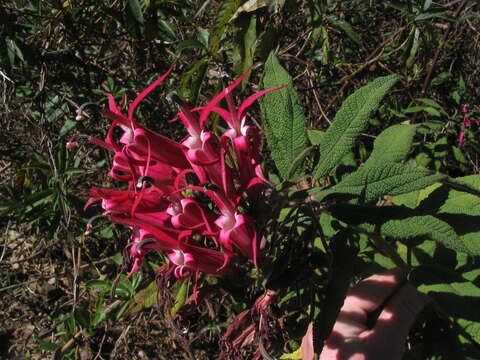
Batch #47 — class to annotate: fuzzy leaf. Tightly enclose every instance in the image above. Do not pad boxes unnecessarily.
[260,52,308,179]
[313,163,446,203]
[307,129,325,146]
[365,124,417,166]
[418,175,480,256]
[315,75,400,178]
[329,204,461,251]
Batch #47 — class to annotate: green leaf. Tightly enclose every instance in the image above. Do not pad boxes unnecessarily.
[126,280,158,314]
[416,98,444,109]
[196,28,210,48]
[171,278,190,316]
[260,52,308,179]
[315,75,400,178]
[128,0,144,24]
[406,27,420,68]
[391,189,421,208]
[415,11,455,22]
[91,311,107,327]
[418,175,480,255]
[74,306,91,329]
[178,58,208,105]
[329,204,461,251]
[159,20,176,41]
[85,280,112,293]
[240,15,257,89]
[59,119,77,137]
[110,252,123,265]
[37,339,61,352]
[287,146,317,180]
[405,105,441,117]
[365,124,417,166]
[411,265,480,350]
[175,39,205,54]
[313,163,446,203]
[210,0,245,55]
[230,0,268,21]
[307,129,324,146]
[328,16,363,46]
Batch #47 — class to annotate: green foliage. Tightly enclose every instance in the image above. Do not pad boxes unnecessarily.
[0,143,87,232]
[2,1,480,359]
[210,0,246,55]
[313,163,446,203]
[260,52,308,179]
[329,204,461,252]
[365,124,417,166]
[315,75,401,178]
[171,278,190,317]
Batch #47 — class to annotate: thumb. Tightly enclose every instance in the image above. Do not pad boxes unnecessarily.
[371,283,429,344]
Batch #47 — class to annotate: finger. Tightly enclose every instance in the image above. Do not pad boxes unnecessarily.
[340,268,406,323]
[372,282,429,342]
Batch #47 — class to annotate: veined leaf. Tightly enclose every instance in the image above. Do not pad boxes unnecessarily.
[307,129,324,146]
[315,75,400,178]
[313,163,446,203]
[329,204,461,252]
[365,124,417,166]
[260,52,308,179]
[418,175,480,256]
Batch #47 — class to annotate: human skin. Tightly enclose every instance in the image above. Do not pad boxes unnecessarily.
[319,268,429,360]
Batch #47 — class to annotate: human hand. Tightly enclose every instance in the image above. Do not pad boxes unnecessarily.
[319,268,429,360]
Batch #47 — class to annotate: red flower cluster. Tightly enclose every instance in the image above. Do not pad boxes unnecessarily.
[457,104,475,146]
[69,65,284,280]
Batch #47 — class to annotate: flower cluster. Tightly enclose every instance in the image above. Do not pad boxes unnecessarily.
[69,65,283,281]
[457,104,476,146]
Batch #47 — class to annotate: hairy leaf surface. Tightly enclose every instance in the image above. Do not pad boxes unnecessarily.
[365,124,417,166]
[313,163,446,203]
[329,204,461,251]
[418,175,480,255]
[315,75,400,178]
[261,52,308,179]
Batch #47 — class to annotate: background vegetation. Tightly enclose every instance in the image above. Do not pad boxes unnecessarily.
[1,0,479,359]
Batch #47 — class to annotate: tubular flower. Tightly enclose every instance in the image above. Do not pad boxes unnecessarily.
[71,64,284,283]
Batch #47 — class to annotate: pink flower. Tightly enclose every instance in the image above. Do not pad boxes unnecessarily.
[198,71,286,193]
[73,64,285,283]
[457,104,474,146]
[168,245,235,279]
[218,213,258,267]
